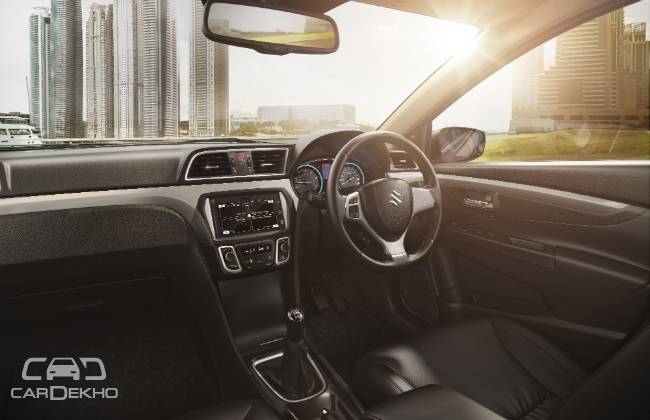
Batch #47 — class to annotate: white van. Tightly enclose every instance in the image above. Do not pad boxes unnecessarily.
[0,124,43,146]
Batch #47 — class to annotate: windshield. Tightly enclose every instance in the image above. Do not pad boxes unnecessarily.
[0,1,477,148]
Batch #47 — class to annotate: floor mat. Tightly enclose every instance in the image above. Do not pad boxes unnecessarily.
[0,309,221,420]
[306,304,388,383]
[304,262,397,382]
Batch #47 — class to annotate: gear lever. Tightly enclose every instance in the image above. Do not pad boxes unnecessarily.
[276,307,320,399]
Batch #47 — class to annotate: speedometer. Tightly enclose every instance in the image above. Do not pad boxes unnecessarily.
[338,162,365,194]
[293,164,323,196]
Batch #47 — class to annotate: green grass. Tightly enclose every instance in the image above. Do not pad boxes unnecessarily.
[475,129,650,162]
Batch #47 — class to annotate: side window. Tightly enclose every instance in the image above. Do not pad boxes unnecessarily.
[433,0,649,162]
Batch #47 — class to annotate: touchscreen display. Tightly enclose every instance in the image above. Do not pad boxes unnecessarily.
[214,195,281,236]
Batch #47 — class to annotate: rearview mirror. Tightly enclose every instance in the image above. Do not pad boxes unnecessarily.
[203,0,339,55]
[430,127,486,163]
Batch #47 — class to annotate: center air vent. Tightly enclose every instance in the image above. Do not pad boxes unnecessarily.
[389,151,417,170]
[252,150,286,174]
[187,152,232,179]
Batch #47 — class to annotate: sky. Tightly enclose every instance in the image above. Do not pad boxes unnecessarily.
[0,0,648,131]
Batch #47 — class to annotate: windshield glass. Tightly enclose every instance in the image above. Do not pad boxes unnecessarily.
[0,1,477,147]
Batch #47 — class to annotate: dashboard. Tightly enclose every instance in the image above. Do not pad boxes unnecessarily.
[0,129,394,277]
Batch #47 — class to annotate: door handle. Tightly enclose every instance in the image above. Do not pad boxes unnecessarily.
[458,190,497,210]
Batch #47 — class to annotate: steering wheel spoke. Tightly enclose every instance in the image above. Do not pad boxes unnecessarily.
[380,234,408,262]
[412,186,437,216]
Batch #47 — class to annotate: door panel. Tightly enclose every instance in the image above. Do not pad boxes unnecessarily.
[431,164,650,369]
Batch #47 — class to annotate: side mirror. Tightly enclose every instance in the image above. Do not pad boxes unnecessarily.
[429,127,486,163]
[203,0,339,55]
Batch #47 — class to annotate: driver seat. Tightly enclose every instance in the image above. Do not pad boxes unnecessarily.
[353,316,650,420]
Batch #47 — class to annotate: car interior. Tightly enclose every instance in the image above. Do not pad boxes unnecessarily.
[1,0,649,419]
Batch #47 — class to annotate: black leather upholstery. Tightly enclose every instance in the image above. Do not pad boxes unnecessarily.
[353,318,587,420]
[171,400,280,420]
[363,385,506,420]
[551,316,650,420]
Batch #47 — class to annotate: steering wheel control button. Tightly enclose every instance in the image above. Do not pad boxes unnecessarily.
[276,237,290,265]
[218,246,242,273]
[349,205,360,219]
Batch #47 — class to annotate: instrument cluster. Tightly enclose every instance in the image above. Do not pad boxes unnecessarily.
[293,158,365,197]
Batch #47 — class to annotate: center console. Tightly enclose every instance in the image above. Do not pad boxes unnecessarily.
[203,191,292,275]
[203,189,360,419]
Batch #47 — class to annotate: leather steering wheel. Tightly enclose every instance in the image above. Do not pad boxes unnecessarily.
[327,131,442,268]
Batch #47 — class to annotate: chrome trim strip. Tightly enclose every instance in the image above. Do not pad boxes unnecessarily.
[204,198,217,241]
[453,160,650,167]
[251,351,327,403]
[217,245,242,274]
[275,237,290,266]
[184,148,289,181]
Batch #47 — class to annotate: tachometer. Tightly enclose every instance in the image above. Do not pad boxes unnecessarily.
[338,162,365,194]
[293,164,323,196]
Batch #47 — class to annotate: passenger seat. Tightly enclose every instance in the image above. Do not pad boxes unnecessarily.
[171,400,280,420]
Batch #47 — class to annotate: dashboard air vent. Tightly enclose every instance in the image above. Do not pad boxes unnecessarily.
[252,149,286,174]
[187,152,232,179]
[389,151,417,170]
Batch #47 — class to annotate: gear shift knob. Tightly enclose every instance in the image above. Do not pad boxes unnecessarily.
[286,307,305,343]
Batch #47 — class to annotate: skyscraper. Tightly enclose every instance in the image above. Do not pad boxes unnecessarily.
[190,0,229,137]
[49,0,84,138]
[511,46,544,117]
[29,7,51,138]
[140,0,179,138]
[114,0,141,139]
[113,0,178,139]
[623,23,650,110]
[537,10,625,114]
[86,3,114,139]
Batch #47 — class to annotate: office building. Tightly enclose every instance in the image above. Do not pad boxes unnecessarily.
[113,0,140,138]
[190,0,229,137]
[258,105,356,124]
[535,9,648,128]
[29,7,51,138]
[510,46,548,133]
[623,23,650,110]
[86,3,114,139]
[49,0,84,138]
[113,0,178,139]
[140,0,179,138]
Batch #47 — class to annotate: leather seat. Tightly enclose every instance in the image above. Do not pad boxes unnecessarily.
[353,318,587,420]
[171,399,280,420]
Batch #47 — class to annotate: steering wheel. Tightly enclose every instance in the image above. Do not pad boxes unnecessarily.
[327,131,442,268]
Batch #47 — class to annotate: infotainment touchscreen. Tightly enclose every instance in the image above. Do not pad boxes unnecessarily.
[212,193,283,237]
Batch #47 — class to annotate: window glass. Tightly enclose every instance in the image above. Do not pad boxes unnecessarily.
[9,129,31,135]
[433,0,650,162]
[0,1,477,146]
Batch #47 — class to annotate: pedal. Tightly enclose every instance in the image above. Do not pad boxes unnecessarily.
[313,289,330,311]
[322,274,347,313]
[310,274,330,311]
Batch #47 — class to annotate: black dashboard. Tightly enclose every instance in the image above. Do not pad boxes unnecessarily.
[0,129,402,278]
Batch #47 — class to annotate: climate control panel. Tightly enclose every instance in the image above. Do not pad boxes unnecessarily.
[217,237,290,274]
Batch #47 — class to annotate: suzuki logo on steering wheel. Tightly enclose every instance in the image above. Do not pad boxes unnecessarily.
[389,190,403,207]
